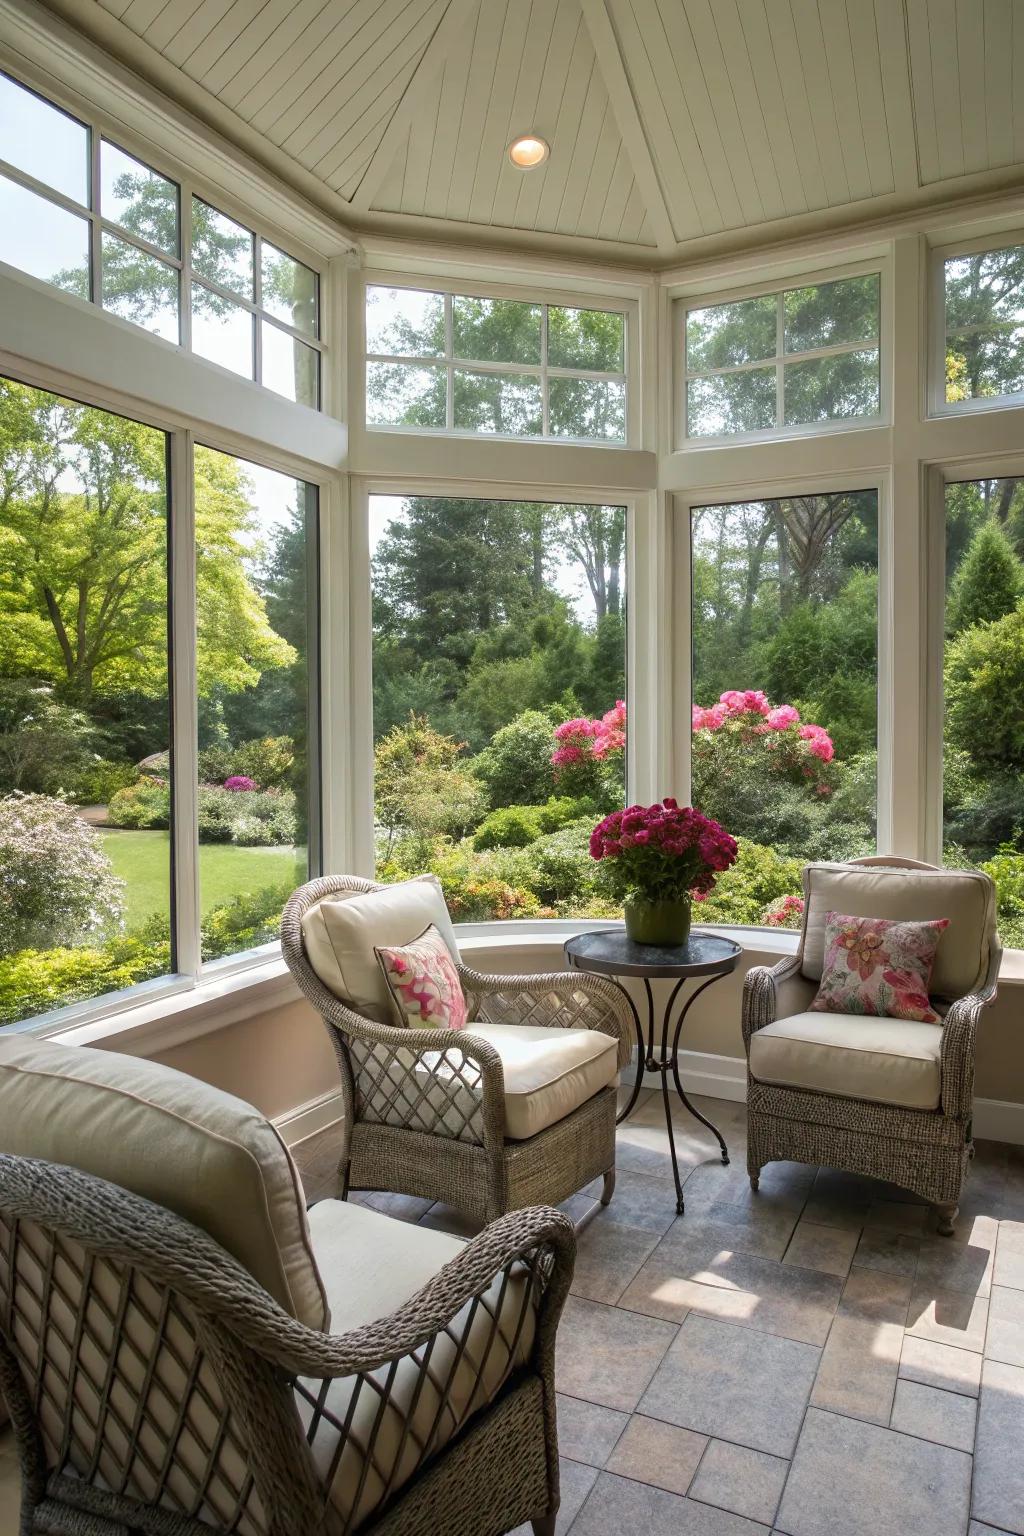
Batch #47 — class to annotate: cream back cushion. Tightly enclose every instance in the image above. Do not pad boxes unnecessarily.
[801,863,995,1000]
[301,875,460,1022]
[0,1036,328,1330]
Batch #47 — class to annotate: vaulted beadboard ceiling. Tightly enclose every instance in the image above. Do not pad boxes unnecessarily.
[41,0,1024,265]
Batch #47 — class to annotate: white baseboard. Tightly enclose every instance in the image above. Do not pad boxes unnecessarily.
[274,1088,345,1148]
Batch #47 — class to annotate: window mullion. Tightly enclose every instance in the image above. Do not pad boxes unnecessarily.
[542,303,550,437]
[180,186,192,352]
[775,292,784,428]
[445,293,454,430]
[89,126,102,308]
[169,429,201,980]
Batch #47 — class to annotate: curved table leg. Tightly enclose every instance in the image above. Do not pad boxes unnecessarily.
[669,973,731,1165]
[644,977,687,1214]
[611,980,646,1124]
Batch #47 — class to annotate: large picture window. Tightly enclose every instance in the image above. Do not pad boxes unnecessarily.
[365,286,627,442]
[370,495,626,919]
[682,273,881,440]
[689,490,879,927]
[943,242,1024,408]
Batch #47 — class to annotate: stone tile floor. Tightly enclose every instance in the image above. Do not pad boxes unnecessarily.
[2,1087,1024,1535]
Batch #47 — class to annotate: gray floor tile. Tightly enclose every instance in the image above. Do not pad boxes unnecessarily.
[689,1440,789,1526]
[809,1263,911,1424]
[852,1228,921,1277]
[971,1524,1019,1535]
[555,1295,678,1412]
[776,1406,972,1536]
[569,1470,770,1535]
[510,1457,598,1536]
[569,1217,662,1305]
[783,1221,858,1277]
[986,1285,1024,1368]
[905,1283,989,1353]
[589,1169,685,1234]
[973,1358,1024,1535]
[604,1414,708,1495]
[899,1334,983,1397]
[889,1378,977,1451]
[864,1201,930,1236]
[638,1314,820,1457]
[914,1233,994,1298]
[994,1222,1024,1290]
[555,1394,630,1468]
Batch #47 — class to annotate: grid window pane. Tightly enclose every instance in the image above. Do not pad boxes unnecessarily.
[261,241,317,337]
[191,197,254,299]
[945,248,1024,331]
[102,232,179,343]
[0,175,90,296]
[370,495,626,920]
[192,282,253,377]
[549,376,625,440]
[690,491,878,927]
[101,141,178,256]
[262,321,318,408]
[194,451,316,965]
[783,348,879,425]
[947,327,1024,403]
[0,375,172,1027]
[453,370,542,435]
[686,295,777,372]
[366,361,446,427]
[0,72,88,204]
[366,285,445,356]
[452,296,541,364]
[548,306,625,371]
[687,369,776,437]
[783,274,879,353]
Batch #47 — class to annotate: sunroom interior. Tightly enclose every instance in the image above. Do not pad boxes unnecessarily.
[1,2,1024,1534]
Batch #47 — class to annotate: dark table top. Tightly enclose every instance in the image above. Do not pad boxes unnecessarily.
[564,927,742,978]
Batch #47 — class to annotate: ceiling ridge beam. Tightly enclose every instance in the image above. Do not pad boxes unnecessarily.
[578,0,676,252]
[349,0,478,214]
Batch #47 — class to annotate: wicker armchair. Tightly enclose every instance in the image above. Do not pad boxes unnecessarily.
[281,876,633,1225]
[0,1038,575,1536]
[742,857,1001,1235]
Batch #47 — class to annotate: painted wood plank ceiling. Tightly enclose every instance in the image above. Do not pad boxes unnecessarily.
[66,0,1024,262]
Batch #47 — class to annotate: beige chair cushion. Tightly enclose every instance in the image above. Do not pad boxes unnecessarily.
[464,1023,619,1139]
[299,1198,537,1530]
[801,863,995,1000]
[301,875,460,1023]
[749,1011,943,1110]
[0,1036,328,1329]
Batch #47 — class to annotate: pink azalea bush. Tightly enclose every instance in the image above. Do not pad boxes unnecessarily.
[589,798,737,903]
[223,775,257,792]
[691,691,836,790]
[760,892,806,929]
[551,699,627,774]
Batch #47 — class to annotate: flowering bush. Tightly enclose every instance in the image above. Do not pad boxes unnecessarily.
[0,793,124,956]
[224,775,257,792]
[590,798,737,903]
[761,893,806,929]
[551,700,627,800]
[692,689,835,772]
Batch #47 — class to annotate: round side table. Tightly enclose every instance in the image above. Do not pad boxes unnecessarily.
[564,929,742,1214]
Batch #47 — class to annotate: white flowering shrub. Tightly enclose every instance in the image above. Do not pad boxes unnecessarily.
[0,793,124,956]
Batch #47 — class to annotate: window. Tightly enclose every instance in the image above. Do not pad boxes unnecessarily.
[942,477,1024,946]
[689,491,879,926]
[0,70,322,405]
[365,286,627,442]
[370,495,627,918]
[943,243,1024,407]
[0,373,320,1028]
[682,273,880,440]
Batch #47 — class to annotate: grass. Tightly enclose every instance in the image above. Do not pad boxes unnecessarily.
[100,829,306,927]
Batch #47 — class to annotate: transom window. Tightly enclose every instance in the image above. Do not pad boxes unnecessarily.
[0,71,322,408]
[682,272,881,440]
[943,242,1024,407]
[365,284,627,442]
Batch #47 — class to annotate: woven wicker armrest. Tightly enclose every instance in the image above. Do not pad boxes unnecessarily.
[458,964,634,1069]
[939,950,1001,1121]
[742,955,811,1051]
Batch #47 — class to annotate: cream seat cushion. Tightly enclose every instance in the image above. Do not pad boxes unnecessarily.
[749,1011,943,1111]
[301,874,461,1023]
[299,1198,537,1530]
[0,1036,327,1329]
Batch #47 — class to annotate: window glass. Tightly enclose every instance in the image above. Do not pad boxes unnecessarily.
[370,496,627,920]
[0,72,89,204]
[783,274,879,352]
[945,247,1024,404]
[783,350,879,425]
[261,242,317,337]
[0,376,172,1026]
[192,283,253,377]
[942,477,1024,947]
[366,285,445,356]
[100,142,178,256]
[452,370,542,435]
[686,295,777,371]
[549,376,626,439]
[262,322,318,408]
[366,361,446,427]
[191,197,253,299]
[690,491,878,927]
[0,175,90,296]
[548,306,625,372]
[687,369,776,437]
[102,233,179,343]
[452,296,541,363]
[194,451,317,964]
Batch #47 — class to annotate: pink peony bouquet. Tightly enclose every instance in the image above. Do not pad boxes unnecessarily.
[589,798,737,903]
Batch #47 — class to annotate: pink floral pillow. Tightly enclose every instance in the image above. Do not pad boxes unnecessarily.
[809,911,949,1023]
[375,925,467,1031]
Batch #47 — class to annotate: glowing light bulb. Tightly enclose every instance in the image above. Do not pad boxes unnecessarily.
[508,135,549,168]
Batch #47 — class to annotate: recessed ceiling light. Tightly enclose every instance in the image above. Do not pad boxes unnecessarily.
[508,134,549,169]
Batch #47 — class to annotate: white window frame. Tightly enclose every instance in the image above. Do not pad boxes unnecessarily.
[675,258,888,450]
[0,65,327,405]
[928,228,1024,421]
[362,271,638,448]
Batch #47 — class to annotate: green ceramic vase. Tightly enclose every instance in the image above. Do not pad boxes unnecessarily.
[623,896,692,946]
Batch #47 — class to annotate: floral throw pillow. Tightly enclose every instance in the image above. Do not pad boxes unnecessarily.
[809,911,949,1023]
[375,925,467,1031]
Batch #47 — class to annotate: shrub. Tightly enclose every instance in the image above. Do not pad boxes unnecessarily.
[228,735,295,790]
[698,840,804,927]
[107,776,170,829]
[201,881,292,960]
[760,893,806,929]
[0,935,170,1025]
[375,716,484,859]
[945,604,1024,770]
[947,521,1024,634]
[536,794,600,833]
[979,851,1024,951]
[62,757,138,806]
[0,680,97,795]
[473,805,542,850]
[0,793,124,956]
[197,785,297,846]
[472,710,560,809]
[513,821,597,906]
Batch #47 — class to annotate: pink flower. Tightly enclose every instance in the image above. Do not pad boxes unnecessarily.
[224,775,257,792]
[799,723,835,762]
[718,689,769,717]
[767,705,800,729]
[692,704,726,731]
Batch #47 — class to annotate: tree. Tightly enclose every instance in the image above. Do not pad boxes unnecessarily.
[945,604,1024,769]
[946,520,1024,634]
[944,247,1024,400]
[553,505,626,620]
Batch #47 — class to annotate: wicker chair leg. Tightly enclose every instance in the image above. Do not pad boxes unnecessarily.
[532,1517,557,1535]
[600,1168,616,1206]
[749,1172,760,1191]
[935,1201,958,1237]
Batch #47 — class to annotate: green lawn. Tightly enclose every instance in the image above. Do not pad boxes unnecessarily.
[100,829,306,928]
